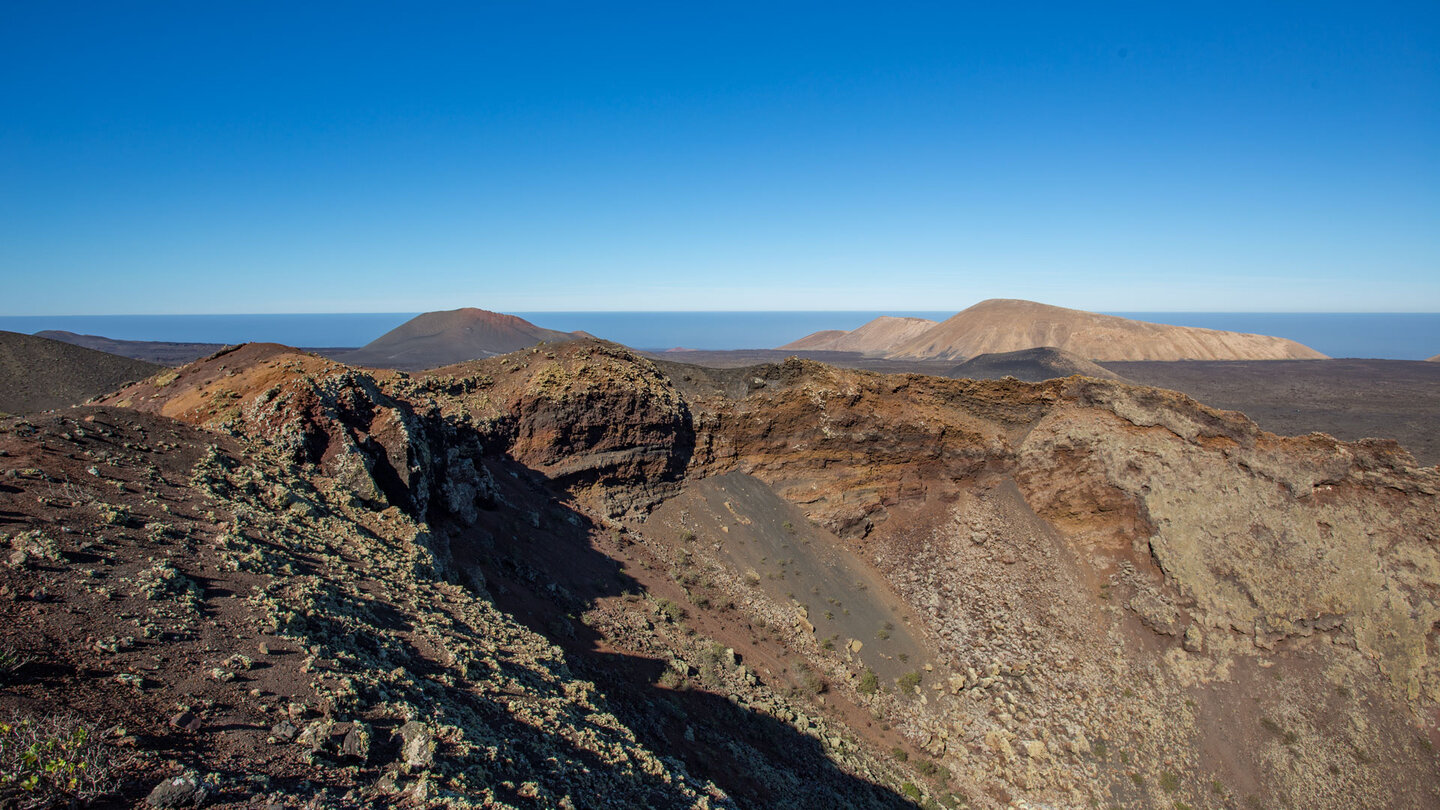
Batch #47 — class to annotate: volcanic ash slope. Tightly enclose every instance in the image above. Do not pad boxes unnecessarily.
[338,307,583,370]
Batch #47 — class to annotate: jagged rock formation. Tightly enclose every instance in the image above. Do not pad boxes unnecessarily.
[883,299,1328,361]
[947,346,1127,382]
[335,308,583,370]
[779,317,938,354]
[3,338,1435,808]
[0,330,160,413]
[35,330,227,366]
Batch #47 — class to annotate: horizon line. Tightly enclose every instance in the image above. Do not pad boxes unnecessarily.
[6,309,1440,318]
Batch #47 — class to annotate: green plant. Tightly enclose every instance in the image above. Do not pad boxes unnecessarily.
[891,747,908,762]
[901,782,923,802]
[898,671,922,692]
[658,668,687,690]
[0,713,123,804]
[794,661,827,695]
[0,649,32,683]
[1259,717,1298,746]
[654,598,685,624]
[857,669,879,695]
[1159,772,1180,793]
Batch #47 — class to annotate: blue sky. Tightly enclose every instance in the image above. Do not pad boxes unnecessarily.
[2,2,1437,314]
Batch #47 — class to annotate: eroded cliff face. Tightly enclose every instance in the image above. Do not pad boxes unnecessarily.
[639,350,1440,807]
[98,339,1440,809]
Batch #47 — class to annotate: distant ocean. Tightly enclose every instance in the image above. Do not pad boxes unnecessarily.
[1,311,1438,360]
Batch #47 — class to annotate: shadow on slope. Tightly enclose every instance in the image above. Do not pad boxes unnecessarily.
[440,457,917,809]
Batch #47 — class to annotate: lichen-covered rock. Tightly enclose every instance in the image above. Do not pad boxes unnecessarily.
[396,721,435,769]
[145,774,210,808]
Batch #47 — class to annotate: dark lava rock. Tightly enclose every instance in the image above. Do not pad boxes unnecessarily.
[146,774,209,808]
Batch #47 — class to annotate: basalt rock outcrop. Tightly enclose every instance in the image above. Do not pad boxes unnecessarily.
[104,343,495,526]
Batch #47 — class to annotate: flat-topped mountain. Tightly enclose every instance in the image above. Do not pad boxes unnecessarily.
[0,330,161,413]
[336,307,584,370]
[36,329,226,366]
[886,299,1327,361]
[779,316,938,354]
[947,346,1127,382]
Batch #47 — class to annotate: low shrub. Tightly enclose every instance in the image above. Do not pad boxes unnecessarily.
[0,713,124,805]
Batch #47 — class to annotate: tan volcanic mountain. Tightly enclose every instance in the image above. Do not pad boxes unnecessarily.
[886,299,1328,361]
[337,307,583,370]
[779,316,938,354]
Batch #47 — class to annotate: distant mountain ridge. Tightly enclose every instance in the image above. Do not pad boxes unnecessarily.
[778,316,937,353]
[35,330,226,366]
[335,308,585,370]
[780,299,1327,361]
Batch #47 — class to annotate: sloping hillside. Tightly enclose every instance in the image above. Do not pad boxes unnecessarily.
[779,317,937,354]
[888,299,1327,361]
[0,330,161,413]
[947,346,1127,382]
[336,308,582,370]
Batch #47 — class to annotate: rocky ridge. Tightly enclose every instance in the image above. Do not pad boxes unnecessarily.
[0,337,1434,808]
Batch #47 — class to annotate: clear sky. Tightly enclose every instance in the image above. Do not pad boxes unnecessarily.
[2,2,1437,314]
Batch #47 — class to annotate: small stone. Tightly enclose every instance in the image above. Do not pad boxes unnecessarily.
[342,722,372,760]
[1183,624,1204,653]
[223,654,253,671]
[146,774,210,808]
[268,720,298,743]
[169,711,202,733]
[397,721,436,769]
[296,720,333,754]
